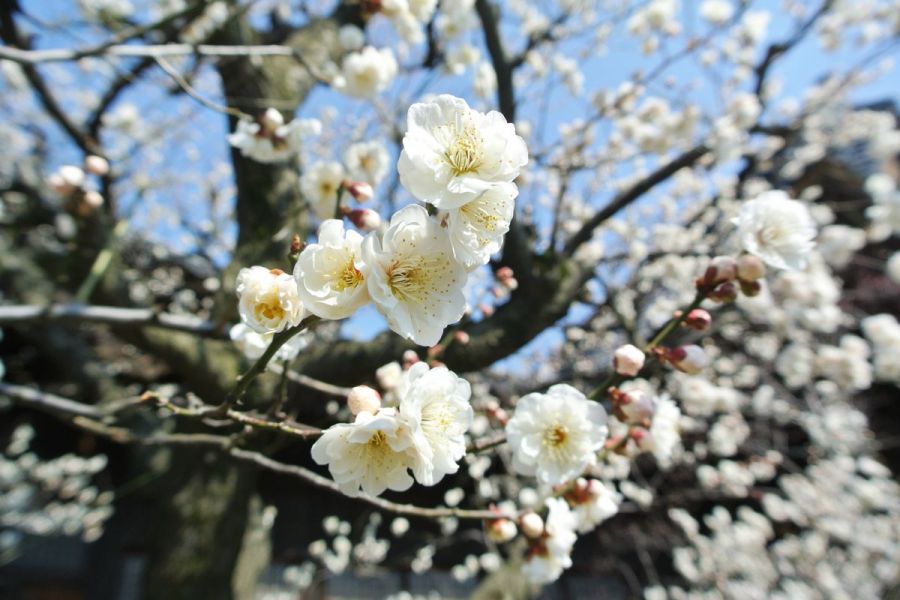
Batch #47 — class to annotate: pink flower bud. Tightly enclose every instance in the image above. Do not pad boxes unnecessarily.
[347,208,381,232]
[496,266,514,280]
[618,389,658,423]
[83,190,104,209]
[485,518,517,543]
[259,107,284,133]
[47,165,85,196]
[669,344,708,375]
[347,385,381,415]
[343,180,374,203]
[736,254,765,282]
[520,512,544,538]
[479,303,495,317]
[453,331,470,345]
[402,349,420,367]
[684,308,711,331]
[709,281,738,303]
[84,155,109,176]
[613,344,645,377]
[501,277,518,291]
[703,255,737,287]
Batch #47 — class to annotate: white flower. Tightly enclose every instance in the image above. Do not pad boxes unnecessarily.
[344,141,391,186]
[337,46,398,99]
[228,110,322,163]
[47,165,85,196]
[641,397,682,467]
[397,363,473,485]
[397,94,528,209]
[229,323,309,365]
[445,182,517,268]
[300,161,346,220]
[700,0,734,24]
[567,479,622,533]
[294,220,369,320]
[522,498,577,585]
[310,408,418,497]
[376,362,403,392]
[236,266,305,334]
[361,205,467,347]
[733,191,816,270]
[506,384,608,486]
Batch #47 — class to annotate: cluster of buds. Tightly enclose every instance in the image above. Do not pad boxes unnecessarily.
[46,156,109,217]
[696,254,765,300]
[609,387,657,426]
[346,385,381,415]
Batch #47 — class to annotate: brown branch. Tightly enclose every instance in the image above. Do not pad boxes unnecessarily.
[563,145,710,256]
[0,303,224,337]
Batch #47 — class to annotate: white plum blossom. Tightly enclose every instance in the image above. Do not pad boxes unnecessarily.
[293,220,369,320]
[522,498,577,584]
[446,182,517,268]
[641,397,682,467]
[310,408,418,497]
[361,205,467,347]
[228,109,322,163]
[397,94,528,209]
[236,266,305,334]
[336,46,398,99]
[566,479,622,533]
[397,363,473,485]
[344,141,390,186]
[300,161,346,220]
[733,191,817,270]
[700,0,734,24]
[506,384,608,486]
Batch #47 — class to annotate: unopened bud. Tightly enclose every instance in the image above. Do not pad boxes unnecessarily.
[702,255,737,288]
[84,155,109,176]
[501,276,518,291]
[618,389,658,423]
[259,107,284,134]
[709,281,738,303]
[669,344,708,375]
[479,303,495,317]
[613,344,645,377]
[485,518,517,543]
[453,331,470,345]
[48,165,85,195]
[347,208,381,231]
[82,190,104,210]
[739,279,762,297]
[684,308,711,331]
[496,266,514,281]
[343,180,374,203]
[402,349,420,367]
[736,254,765,282]
[520,512,544,538]
[347,385,381,415]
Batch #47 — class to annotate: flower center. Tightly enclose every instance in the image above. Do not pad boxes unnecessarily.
[334,257,364,292]
[444,125,484,176]
[387,256,440,301]
[254,298,285,322]
[460,199,499,232]
[368,430,387,449]
[543,424,569,448]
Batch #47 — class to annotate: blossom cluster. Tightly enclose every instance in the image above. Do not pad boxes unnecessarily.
[234,94,527,348]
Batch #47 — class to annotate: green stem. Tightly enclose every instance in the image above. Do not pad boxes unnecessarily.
[75,219,128,303]
[588,291,706,401]
[216,315,320,414]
